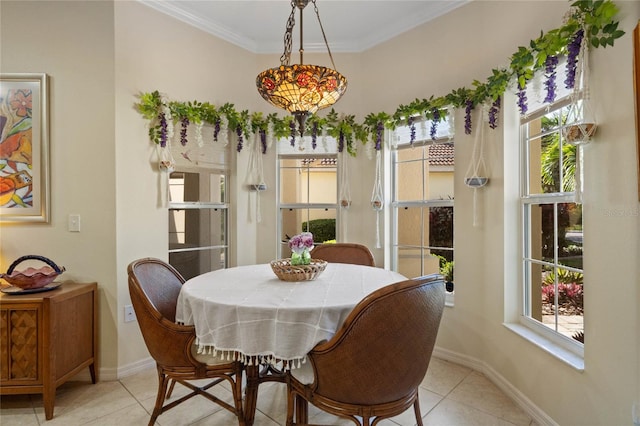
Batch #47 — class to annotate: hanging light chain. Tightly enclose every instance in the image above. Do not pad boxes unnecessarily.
[312,0,338,71]
[280,1,297,66]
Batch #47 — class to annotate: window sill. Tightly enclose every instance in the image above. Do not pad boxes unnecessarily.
[503,323,584,371]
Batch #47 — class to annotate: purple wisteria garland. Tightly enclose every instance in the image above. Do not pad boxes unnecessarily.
[375,121,384,151]
[516,85,528,115]
[159,112,168,148]
[464,100,474,134]
[408,116,416,145]
[289,121,296,147]
[213,119,221,142]
[180,117,189,146]
[311,121,318,150]
[430,108,441,140]
[564,29,584,90]
[259,129,267,154]
[488,97,501,129]
[543,55,559,103]
[235,125,243,152]
[338,130,345,153]
[137,1,623,153]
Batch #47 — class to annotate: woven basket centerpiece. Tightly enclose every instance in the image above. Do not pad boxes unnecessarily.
[270,258,327,282]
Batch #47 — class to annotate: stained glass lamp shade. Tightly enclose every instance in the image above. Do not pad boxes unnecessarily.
[256,0,347,134]
[257,64,346,115]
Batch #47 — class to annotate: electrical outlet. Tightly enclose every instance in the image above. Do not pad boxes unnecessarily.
[124,304,136,323]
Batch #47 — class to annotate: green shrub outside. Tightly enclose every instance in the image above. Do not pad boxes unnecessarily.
[302,219,336,243]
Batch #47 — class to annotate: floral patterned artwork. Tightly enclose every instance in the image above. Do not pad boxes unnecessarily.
[0,74,48,222]
[0,86,34,208]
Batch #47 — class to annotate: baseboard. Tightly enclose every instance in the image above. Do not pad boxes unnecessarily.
[433,346,558,426]
[77,357,154,382]
[107,357,156,381]
[432,346,485,372]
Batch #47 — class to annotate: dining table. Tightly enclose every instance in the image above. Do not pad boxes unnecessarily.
[175,262,407,425]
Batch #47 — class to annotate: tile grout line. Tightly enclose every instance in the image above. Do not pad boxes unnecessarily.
[418,367,477,423]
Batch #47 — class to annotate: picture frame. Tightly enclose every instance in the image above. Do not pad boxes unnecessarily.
[635,21,640,201]
[0,73,50,222]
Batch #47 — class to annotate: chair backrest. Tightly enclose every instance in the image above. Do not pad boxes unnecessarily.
[310,243,375,267]
[127,257,195,367]
[128,257,184,321]
[307,274,445,404]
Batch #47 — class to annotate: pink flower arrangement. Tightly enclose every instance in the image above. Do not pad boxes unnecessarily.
[288,232,314,254]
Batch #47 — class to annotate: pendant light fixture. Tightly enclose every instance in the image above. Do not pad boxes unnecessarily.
[256,0,347,136]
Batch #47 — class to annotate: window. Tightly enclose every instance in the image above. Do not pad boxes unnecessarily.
[168,170,228,280]
[277,138,338,257]
[166,131,230,280]
[391,118,454,290]
[520,97,584,349]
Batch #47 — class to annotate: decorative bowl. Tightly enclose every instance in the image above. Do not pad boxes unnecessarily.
[0,255,65,290]
[270,258,327,282]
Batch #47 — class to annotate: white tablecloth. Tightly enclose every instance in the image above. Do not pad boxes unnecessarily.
[175,263,406,366]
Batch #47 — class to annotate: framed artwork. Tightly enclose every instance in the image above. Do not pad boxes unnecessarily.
[0,73,49,222]
[635,21,640,200]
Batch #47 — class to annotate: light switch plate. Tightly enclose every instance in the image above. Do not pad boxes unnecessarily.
[68,214,81,232]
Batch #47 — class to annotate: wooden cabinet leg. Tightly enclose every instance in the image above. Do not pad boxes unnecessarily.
[89,363,97,384]
[44,387,56,420]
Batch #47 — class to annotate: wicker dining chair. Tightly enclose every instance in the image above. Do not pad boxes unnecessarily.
[127,258,244,426]
[310,243,376,267]
[285,274,445,426]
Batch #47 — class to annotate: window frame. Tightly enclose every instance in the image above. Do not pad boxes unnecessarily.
[276,152,339,259]
[389,118,455,301]
[518,95,585,357]
[168,168,230,277]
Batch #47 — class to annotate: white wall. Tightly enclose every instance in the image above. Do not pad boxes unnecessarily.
[113,0,263,369]
[1,0,638,423]
[0,0,118,373]
[359,1,639,424]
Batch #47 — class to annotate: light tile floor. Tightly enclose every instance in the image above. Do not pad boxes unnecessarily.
[0,358,536,425]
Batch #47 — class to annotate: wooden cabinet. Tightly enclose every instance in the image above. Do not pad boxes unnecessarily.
[0,282,98,420]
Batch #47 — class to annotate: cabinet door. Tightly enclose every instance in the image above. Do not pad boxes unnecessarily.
[53,291,94,376]
[3,307,40,383]
[1,309,7,381]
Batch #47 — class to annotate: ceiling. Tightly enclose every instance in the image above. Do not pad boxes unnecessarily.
[138,0,470,54]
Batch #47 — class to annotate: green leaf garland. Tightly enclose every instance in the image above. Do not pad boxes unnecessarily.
[135,0,624,155]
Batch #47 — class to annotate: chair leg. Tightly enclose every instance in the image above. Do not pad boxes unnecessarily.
[413,397,424,426]
[232,369,245,426]
[362,414,371,425]
[286,389,295,426]
[294,394,308,425]
[166,379,177,398]
[149,369,171,426]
